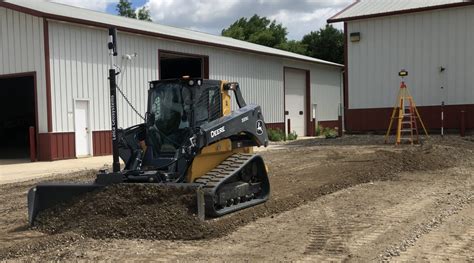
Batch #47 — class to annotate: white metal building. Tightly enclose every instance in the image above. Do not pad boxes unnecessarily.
[329,0,474,132]
[0,0,343,161]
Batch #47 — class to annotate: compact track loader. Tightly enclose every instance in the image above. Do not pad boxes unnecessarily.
[27,28,270,225]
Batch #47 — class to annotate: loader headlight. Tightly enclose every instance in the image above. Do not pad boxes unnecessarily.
[188,80,194,86]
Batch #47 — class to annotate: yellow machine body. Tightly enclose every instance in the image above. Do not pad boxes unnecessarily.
[186,81,253,183]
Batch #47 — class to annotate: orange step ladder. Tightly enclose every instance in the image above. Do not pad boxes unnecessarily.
[385,70,429,145]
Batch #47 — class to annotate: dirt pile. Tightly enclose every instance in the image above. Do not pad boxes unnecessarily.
[377,143,471,173]
[34,184,217,240]
[28,135,474,243]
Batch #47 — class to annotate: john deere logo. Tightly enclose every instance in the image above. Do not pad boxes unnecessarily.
[211,126,225,138]
[256,120,264,135]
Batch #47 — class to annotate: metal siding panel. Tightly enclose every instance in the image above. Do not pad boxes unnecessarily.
[7,9,14,73]
[18,12,27,71]
[90,29,97,131]
[405,14,416,107]
[381,18,392,107]
[36,17,47,133]
[373,18,383,107]
[50,22,58,131]
[12,10,20,73]
[117,32,126,128]
[430,11,440,105]
[79,27,87,99]
[349,21,359,109]
[92,29,100,131]
[51,23,58,131]
[348,6,474,110]
[70,26,77,99]
[72,28,80,99]
[446,9,457,105]
[51,22,69,132]
[0,8,5,74]
[455,9,466,102]
[60,25,68,132]
[366,19,375,108]
[96,29,106,131]
[468,8,474,102]
[26,13,33,76]
[412,14,423,105]
[44,21,343,131]
[0,9,46,132]
[312,66,341,122]
[389,16,399,104]
[421,12,431,106]
[64,26,73,131]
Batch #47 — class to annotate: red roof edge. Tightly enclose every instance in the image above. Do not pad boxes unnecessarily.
[327,1,474,23]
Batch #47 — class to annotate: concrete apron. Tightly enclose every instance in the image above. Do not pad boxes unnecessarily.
[0,156,118,185]
[1,138,316,185]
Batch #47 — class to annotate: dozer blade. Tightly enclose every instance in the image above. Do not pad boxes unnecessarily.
[27,183,104,226]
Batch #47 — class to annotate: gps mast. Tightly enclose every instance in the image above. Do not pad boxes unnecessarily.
[108,27,120,172]
[385,70,429,145]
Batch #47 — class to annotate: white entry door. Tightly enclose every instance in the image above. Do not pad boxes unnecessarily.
[75,100,91,157]
[285,68,306,136]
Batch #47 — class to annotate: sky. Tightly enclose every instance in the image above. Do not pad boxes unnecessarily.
[49,0,352,40]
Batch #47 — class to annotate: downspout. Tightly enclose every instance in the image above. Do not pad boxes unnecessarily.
[340,69,345,133]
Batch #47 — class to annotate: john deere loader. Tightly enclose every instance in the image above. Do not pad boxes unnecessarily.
[27,28,270,225]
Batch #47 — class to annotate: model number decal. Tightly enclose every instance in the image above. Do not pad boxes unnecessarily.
[210,126,226,138]
[241,116,249,123]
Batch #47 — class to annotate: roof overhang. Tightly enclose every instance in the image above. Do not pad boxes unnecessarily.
[0,0,343,68]
[328,0,474,23]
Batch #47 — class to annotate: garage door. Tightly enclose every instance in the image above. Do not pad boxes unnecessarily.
[285,68,307,136]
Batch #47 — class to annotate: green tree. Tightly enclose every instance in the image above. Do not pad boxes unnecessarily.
[116,0,153,21]
[137,6,152,22]
[222,15,287,48]
[276,40,307,55]
[116,0,136,19]
[301,24,344,64]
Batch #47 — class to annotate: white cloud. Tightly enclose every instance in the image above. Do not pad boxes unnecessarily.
[269,7,345,39]
[143,0,352,39]
[145,0,239,24]
[48,0,117,12]
[48,0,352,39]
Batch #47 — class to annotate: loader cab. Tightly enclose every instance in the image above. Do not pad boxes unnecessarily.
[141,79,222,171]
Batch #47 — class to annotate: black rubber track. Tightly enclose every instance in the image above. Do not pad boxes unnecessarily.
[194,153,270,217]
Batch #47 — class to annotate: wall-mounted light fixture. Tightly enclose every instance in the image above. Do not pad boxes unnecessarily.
[350,32,361,42]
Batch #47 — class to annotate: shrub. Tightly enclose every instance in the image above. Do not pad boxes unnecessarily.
[323,127,338,139]
[267,128,285,142]
[287,131,298,141]
[315,124,323,136]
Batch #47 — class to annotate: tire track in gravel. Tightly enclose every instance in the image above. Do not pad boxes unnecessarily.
[299,185,436,262]
[386,194,473,262]
[345,188,436,253]
[300,167,473,262]
[2,136,473,261]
